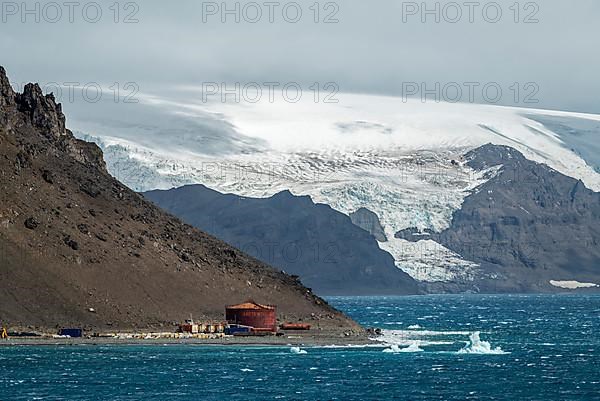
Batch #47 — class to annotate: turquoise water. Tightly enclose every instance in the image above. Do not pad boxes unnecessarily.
[1,295,599,400]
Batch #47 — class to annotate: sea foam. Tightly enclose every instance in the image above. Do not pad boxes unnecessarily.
[290,347,307,355]
[383,342,424,353]
[373,329,465,347]
[457,332,508,355]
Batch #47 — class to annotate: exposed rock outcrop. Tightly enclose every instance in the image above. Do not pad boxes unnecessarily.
[1,68,106,173]
[396,144,600,293]
[15,83,67,138]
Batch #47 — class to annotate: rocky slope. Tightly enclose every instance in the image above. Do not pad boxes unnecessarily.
[397,144,600,293]
[0,67,361,333]
[144,185,418,295]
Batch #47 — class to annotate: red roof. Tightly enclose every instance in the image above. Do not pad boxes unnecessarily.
[226,300,275,310]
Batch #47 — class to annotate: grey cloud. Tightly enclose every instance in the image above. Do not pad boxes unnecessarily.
[1,0,599,113]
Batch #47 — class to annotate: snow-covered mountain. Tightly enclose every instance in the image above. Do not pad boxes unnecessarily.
[67,89,600,285]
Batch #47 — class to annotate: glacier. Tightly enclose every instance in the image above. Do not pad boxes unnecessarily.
[65,89,600,284]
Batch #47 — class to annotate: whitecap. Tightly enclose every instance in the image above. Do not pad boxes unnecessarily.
[240,368,254,372]
[457,332,508,355]
[372,329,469,347]
[382,345,402,353]
[290,347,307,355]
[320,344,384,349]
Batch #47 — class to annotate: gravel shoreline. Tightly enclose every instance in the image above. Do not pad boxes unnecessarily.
[0,333,379,347]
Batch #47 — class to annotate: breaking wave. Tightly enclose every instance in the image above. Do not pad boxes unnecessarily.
[373,329,508,355]
[457,332,509,355]
[373,329,467,347]
[290,347,307,355]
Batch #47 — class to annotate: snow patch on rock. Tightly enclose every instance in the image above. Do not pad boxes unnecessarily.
[549,280,599,289]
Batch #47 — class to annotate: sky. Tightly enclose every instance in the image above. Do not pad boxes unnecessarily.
[1,0,600,113]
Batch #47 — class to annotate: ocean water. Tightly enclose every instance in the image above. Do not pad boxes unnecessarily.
[1,294,599,400]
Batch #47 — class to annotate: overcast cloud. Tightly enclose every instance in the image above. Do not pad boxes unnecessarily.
[1,0,599,113]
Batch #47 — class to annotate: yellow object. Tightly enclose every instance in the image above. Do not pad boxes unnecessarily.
[1,328,7,339]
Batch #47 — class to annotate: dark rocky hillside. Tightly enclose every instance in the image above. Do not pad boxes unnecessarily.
[144,185,418,295]
[0,66,362,333]
[349,207,387,242]
[397,144,600,293]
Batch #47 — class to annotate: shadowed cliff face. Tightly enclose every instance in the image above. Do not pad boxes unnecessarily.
[349,207,387,242]
[397,144,600,293]
[144,186,418,296]
[0,67,15,108]
[0,66,361,333]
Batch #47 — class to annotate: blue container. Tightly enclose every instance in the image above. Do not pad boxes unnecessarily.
[224,326,251,335]
[59,328,83,338]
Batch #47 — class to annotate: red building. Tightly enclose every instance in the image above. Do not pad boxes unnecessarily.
[225,301,277,333]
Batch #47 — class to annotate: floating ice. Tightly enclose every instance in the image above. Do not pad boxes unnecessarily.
[383,342,424,353]
[290,347,307,355]
[457,332,508,355]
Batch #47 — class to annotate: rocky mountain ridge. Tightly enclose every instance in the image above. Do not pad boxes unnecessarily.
[144,185,419,295]
[397,144,600,293]
[0,66,360,333]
